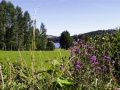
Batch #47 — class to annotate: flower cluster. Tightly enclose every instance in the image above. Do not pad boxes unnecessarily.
[75,60,82,69]
[91,55,99,65]
[103,55,111,62]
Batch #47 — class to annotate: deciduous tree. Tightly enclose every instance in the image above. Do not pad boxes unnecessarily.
[60,30,72,49]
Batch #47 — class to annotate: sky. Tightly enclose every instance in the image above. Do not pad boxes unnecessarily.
[1,0,120,36]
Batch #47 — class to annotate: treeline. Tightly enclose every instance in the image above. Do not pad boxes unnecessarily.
[0,0,54,50]
[49,29,116,43]
[72,29,116,42]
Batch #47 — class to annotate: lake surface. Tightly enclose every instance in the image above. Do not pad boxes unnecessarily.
[54,42,60,48]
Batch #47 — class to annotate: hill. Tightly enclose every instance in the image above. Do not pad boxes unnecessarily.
[47,29,116,42]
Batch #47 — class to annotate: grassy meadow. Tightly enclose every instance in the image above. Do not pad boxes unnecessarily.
[0,49,70,70]
[0,32,120,89]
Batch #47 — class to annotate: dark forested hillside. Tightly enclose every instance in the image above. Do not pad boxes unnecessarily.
[75,29,116,42]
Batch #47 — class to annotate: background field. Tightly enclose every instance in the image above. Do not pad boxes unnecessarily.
[0,49,70,70]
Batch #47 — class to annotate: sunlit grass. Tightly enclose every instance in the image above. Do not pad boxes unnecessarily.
[0,49,70,70]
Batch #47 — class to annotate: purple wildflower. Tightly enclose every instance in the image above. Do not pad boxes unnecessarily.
[92,61,99,65]
[76,60,80,65]
[59,65,63,69]
[87,45,93,50]
[103,66,107,69]
[75,48,79,54]
[72,41,78,45]
[97,67,102,71]
[95,62,99,65]
[91,55,96,61]
[78,39,83,44]
[70,52,73,57]
[69,47,73,50]
[79,44,82,49]
[89,54,92,57]
[103,55,107,59]
[106,56,111,62]
[76,64,81,69]
[103,55,111,62]
[75,60,82,69]
[72,41,75,45]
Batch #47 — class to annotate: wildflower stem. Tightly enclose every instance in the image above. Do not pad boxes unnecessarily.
[0,65,4,89]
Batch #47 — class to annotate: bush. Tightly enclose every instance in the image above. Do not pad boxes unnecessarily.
[110,30,120,84]
[46,41,55,51]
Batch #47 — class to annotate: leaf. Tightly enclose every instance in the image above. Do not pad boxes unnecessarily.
[56,77,74,87]
[52,60,59,66]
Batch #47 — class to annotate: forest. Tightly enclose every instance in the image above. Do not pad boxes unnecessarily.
[0,0,49,50]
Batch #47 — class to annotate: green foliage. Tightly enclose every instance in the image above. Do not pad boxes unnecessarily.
[0,1,120,89]
[37,23,47,50]
[0,37,120,89]
[0,49,70,89]
[60,30,73,49]
[110,30,120,84]
[0,0,33,50]
[77,30,116,42]
[0,1,49,51]
[0,0,7,50]
[46,41,55,51]
[0,49,70,68]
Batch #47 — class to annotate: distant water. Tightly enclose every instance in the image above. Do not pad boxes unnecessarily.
[54,42,60,48]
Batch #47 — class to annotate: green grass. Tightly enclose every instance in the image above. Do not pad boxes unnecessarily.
[0,49,70,70]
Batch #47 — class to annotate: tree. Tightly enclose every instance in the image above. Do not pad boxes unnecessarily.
[0,0,7,50]
[60,30,72,49]
[0,0,48,51]
[23,11,32,50]
[5,1,17,50]
[46,41,55,51]
[35,28,40,50]
[37,23,47,50]
[15,6,24,50]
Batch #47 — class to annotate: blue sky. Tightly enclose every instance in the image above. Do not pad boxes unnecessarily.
[1,0,120,36]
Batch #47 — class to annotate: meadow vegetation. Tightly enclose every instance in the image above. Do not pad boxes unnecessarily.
[0,49,69,69]
[0,0,120,89]
[0,30,120,90]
